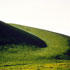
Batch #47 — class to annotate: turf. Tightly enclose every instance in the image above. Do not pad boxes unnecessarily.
[0,22,70,70]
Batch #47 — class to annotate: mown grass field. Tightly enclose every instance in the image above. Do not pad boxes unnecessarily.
[0,23,70,70]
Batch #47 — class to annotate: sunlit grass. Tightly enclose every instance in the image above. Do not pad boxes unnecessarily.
[0,61,70,70]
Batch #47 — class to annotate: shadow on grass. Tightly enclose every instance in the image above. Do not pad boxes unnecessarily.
[0,21,47,48]
[0,63,27,67]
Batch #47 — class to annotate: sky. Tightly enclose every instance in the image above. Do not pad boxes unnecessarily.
[0,0,70,36]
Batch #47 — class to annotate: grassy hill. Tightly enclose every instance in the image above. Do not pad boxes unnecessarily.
[0,21,70,70]
[0,21,47,47]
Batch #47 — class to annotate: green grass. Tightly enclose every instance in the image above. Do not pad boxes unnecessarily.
[10,24,70,58]
[0,23,70,70]
[0,61,70,70]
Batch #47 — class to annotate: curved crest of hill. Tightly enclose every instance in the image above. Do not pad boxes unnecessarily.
[0,21,47,47]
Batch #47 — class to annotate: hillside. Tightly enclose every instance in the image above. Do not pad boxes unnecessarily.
[0,21,70,70]
[0,21,47,47]
[11,23,70,60]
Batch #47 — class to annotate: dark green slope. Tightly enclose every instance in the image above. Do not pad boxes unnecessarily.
[0,21,47,47]
[0,21,70,66]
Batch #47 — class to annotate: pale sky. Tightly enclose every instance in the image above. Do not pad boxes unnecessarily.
[0,0,70,36]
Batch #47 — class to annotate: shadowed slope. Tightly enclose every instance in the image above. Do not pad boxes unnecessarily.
[0,21,47,47]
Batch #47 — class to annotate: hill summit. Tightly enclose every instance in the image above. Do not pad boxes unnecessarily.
[0,21,47,47]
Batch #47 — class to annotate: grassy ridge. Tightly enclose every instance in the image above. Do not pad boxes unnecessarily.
[0,23,70,70]
[11,24,70,59]
[0,21,47,47]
